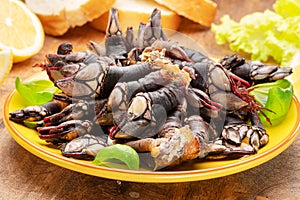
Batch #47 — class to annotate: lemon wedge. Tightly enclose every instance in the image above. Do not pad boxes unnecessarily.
[0,50,13,85]
[287,52,300,99]
[0,0,44,63]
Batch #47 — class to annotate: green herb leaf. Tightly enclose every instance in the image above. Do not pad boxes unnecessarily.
[250,79,293,126]
[23,120,42,129]
[15,77,60,105]
[93,144,140,171]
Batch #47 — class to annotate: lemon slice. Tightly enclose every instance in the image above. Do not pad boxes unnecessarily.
[0,0,44,63]
[0,50,13,85]
[287,52,300,99]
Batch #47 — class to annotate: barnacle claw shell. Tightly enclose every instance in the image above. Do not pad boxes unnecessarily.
[214,121,269,159]
[205,139,256,160]
[55,62,106,99]
[57,42,73,55]
[127,94,151,121]
[219,54,292,83]
[43,100,89,126]
[268,67,293,81]
[61,134,107,160]
[105,8,127,61]
[113,104,167,139]
[113,119,152,139]
[209,64,231,92]
[210,91,248,111]
[221,126,242,145]
[221,124,253,146]
[9,102,62,125]
[38,120,93,143]
[88,41,105,56]
[143,8,168,47]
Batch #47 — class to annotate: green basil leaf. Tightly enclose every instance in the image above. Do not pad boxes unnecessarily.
[250,79,293,126]
[23,120,42,129]
[15,77,60,105]
[93,144,140,171]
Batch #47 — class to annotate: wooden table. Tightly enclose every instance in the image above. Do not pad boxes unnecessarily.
[1,0,299,199]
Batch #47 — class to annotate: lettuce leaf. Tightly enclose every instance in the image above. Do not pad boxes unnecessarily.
[212,0,300,67]
[274,0,300,17]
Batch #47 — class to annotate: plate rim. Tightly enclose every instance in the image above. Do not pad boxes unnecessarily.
[3,88,300,183]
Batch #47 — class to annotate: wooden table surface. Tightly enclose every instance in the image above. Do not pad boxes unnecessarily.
[1,0,299,199]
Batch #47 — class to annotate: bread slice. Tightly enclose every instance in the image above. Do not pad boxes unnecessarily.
[89,0,181,33]
[25,0,115,36]
[154,0,217,27]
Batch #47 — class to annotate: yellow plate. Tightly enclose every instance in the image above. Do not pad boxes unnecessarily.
[3,80,300,183]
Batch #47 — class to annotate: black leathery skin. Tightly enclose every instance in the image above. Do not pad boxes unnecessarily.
[100,62,156,98]
[182,47,212,63]
[105,36,127,59]
[126,70,173,99]
[41,101,63,115]
[148,82,185,112]
[190,62,209,91]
